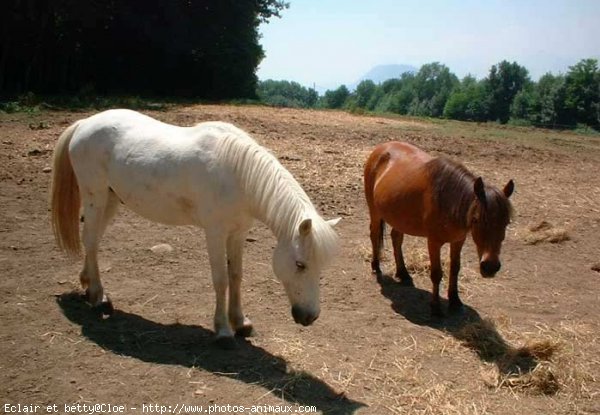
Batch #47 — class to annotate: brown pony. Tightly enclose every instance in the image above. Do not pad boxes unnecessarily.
[364,141,514,316]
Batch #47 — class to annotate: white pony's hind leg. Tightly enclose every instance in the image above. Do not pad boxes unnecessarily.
[227,231,253,337]
[80,189,119,309]
[205,230,235,348]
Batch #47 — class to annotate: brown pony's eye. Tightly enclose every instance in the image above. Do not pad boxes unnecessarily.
[296,261,306,271]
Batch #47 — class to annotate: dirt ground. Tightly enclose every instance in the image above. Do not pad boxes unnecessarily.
[1,105,599,415]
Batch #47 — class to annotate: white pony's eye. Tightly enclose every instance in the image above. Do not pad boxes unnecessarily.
[295,261,306,271]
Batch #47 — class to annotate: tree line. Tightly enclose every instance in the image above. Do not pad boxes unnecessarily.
[0,0,287,100]
[1,1,597,131]
[258,59,600,130]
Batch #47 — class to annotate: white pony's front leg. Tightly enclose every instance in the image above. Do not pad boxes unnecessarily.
[205,231,235,348]
[227,231,253,337]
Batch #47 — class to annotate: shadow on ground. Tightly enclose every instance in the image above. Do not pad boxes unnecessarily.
[375,273,539,375]
[56,292,365,415]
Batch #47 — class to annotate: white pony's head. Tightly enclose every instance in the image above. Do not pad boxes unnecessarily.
[272,216,340,326]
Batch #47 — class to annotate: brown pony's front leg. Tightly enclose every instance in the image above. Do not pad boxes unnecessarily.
[427,239,444,317]
[448,239,466,313]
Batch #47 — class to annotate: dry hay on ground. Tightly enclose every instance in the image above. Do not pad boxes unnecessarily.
[456,319,561,395]
[523,220,571,245]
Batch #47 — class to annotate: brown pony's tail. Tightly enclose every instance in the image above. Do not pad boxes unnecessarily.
[51,120,83,257]
[364,149,391,254]
[377,220,386,250]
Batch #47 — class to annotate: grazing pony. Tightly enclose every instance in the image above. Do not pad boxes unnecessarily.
[364,141,514,316]
[51,109,340,347]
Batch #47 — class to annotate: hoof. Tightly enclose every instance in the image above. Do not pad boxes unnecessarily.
[84,289,114,317]
[235,325,255,338]
[83,288,111,306]
[371,260,381,276]
[215,336,237,350]
[93,297,114,318]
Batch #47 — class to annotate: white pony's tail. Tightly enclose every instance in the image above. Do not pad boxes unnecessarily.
[51,120,83,257]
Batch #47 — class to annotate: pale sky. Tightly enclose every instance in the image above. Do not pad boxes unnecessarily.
[257,0,600,91]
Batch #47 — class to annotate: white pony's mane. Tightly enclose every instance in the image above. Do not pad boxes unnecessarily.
[207,122,338,267]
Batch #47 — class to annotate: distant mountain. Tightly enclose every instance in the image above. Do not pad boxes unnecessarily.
[352,64,417,90]
[308,64,419,94]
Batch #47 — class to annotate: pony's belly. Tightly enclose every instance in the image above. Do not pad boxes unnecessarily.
[388,219,428,237]
[106,160,220,226]
[376,197,428,237]
[118,191,200,226]
[108,176,207,226]
[388,213,465,242]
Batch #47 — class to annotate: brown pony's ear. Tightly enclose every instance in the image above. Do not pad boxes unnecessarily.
[474,177,486,203]
[503,179,515,198]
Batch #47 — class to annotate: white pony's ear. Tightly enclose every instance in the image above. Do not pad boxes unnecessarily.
[299,218,312,236]
[326,217,341,227]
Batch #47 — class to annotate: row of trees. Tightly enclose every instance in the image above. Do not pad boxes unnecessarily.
[2,0,596,131]
[1,0,287,99]
[258,59,600,130]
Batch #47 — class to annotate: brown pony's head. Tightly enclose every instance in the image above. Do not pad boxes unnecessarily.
[469,178,514,278]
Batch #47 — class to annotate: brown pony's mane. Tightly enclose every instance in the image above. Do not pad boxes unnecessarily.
[426,157,475,228]
[426,157,513,228]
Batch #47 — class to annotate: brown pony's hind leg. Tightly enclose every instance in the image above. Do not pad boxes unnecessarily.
[369,218,384,275]
[391,229,414,286]
[448,239,465,314]
[427,239,444,317]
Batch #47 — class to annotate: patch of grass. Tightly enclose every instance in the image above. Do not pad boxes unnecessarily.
[508,118,534,127]
[44,95,171,111]
[0,92,41,114]
[0,92,190,113]
[1,92,271,115]
[574,123,600,135]
[228,98,263,107]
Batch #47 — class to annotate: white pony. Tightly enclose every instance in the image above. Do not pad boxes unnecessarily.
[51,109,340,347]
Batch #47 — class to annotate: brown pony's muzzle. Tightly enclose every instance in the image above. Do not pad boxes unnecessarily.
[291,306,319,326]
[480,260,501,278]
